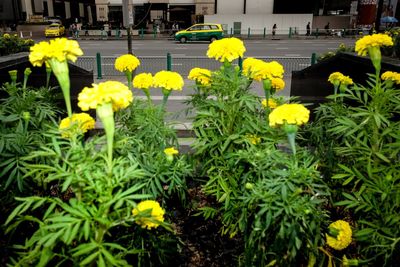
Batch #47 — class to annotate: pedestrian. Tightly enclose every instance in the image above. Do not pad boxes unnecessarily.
[72,23,77,39]
[156,24,160,36]
[272,23,277,36]
[324,22,330,35]
[306,22,311,36]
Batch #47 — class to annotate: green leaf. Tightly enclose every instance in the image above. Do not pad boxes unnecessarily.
[354,228,375,239]
[43,231,64,247]
[331,173,349,179]
[83,220,90,241]
[374,152,390,163]
[43,202,57,220]
[102,248,118,265]
[37,247,53,267]
[342,176,354,186]
[98,254,106,267]
[71,242,98,257]
[80,251,100,266]
[67,221,81,244]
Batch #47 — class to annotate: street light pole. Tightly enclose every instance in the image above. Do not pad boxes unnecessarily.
[375,0,384,32]
[122,0,134,54]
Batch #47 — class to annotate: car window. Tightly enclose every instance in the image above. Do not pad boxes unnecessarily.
[49,25,59,29]
[201,25,211,30]
[210,25,219,30]
[188,26,201,31]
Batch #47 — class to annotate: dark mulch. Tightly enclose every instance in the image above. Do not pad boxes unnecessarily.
[170,184,243,267]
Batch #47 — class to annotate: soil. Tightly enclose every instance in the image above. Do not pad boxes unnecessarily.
[170,183,243,267]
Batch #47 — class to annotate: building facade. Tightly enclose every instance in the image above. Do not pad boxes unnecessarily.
[0,0,398,31]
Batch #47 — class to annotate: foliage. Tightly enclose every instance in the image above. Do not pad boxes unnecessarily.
[0,34,34,56]
[115,99,193,202]
[0,82,61,192]
[231,147,329,266]
[189,60,329,265]
[5,133,176,266]
[306,71,400,264]
[317,43,354,62]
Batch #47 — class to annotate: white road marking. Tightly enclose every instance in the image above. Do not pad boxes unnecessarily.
[175,47,188,49]
[276,47,289,50]
[285,54,301,56]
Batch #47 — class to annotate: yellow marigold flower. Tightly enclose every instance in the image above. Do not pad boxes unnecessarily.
[132,200,165,230]
[115,54,140,73]
[355,33,393,57]
[326,220,352,251]
[78,81,133,111]
[164,147,179,156]
[381,71,400,84]
[29,38,83,67]
[341,76,353,86]
[243,57,266,81]
[265,61,285,79]
[3,33,10,38]
[271,77,285,91]
[328,72,353,86]
[207,37,246,62]
[262,98,278,109]
[59,113,95,138]
[246,134,261,145]
[269,103,310,127]
[243,58,284,81]
[133,73,153,89]
[153,71,184,91]
[188,67,212,86]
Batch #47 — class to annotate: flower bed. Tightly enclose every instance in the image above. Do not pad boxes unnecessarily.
[0,34,399,266]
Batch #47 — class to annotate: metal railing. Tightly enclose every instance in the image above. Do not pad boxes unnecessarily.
[73,55,312,79]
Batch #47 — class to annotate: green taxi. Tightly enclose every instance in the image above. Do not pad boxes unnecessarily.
[174,23,224,43]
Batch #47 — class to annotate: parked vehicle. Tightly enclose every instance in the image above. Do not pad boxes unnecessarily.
[45,23,65,37]
[174,23,224,43]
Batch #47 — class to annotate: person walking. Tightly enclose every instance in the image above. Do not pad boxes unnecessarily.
[272,23,277,36]
[324,22,330,36]
[306,22,311,36]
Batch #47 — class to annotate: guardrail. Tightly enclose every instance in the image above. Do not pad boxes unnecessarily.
[75,27,367,40]
[73,54,312,80]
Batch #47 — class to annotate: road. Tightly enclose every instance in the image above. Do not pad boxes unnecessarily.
[77,38,357,57]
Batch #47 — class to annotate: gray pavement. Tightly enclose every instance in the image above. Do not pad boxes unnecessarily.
[75,36,357,57]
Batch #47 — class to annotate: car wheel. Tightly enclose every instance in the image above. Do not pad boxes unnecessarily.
[179,36,187,43]
[210,36,217,43]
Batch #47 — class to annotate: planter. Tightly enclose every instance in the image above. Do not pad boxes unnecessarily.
[0,52,94,114]
[290,52,400,112]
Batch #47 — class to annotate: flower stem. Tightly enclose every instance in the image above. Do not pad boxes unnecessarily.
[161,88,171,110]
[263,79,272,123]
[49,60,72,117]
[143,88,152,104]
[97,103,115,175]
[46,67,52,88]
[125,71,133,90]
